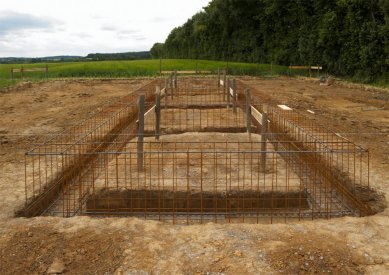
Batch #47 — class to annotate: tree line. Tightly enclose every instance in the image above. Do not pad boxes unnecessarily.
[151,0,388,82]
[86,51,151,61]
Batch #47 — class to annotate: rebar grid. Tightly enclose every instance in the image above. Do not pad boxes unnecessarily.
[21,75,372,223]
[22,79,164,217]
[236,80,371,216]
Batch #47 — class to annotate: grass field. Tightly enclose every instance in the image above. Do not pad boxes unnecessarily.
[1,59,387,89]
[0,59,296,89]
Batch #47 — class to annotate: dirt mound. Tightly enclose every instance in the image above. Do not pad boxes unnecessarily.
[268,233,368,274]
[0,224,127,275]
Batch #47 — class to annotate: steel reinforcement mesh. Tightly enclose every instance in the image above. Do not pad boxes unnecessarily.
[21,75,372,223]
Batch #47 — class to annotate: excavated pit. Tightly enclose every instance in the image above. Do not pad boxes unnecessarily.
[20,77,378,223]
[86,189,309,215]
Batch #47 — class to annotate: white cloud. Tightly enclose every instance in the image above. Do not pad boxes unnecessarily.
[0,10,60,35]
[0,0,210,57]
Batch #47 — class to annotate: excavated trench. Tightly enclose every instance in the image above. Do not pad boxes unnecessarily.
[19,78,382,222]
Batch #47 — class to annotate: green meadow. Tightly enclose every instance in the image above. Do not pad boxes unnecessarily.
[0,59,301,89]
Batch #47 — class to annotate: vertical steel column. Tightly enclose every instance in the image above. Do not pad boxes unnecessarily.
[174,70,178,89]
[223,70,227,101]
[137,94,145,171]
[164,78,169,97]
[261,113,268,172]
[227,78,231,108]
[232,79,237,114]
[245,89,251,134]
[217,68,220,91]
[170,73,174,100]
[155,87,161,140]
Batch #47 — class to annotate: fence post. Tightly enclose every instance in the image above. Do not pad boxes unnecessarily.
[261,113,268,172]
[232,79,237,114]
[11,68,13,80]
[245,89,251,134]
[45,65,48,79]
[137,94,145,171]
[21,66,24,79]
[155,87,161,141]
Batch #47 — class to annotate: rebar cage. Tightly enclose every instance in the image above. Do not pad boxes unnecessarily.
[22,75,372,223]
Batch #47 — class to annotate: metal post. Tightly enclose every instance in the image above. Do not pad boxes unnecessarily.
[232,79,237,114]
[155,87,161,140]
[261,113,268,172]
[227,78,231,109]
[11,68,13,80]
[21,66,24,79]
[164,78,168,108]
[45,65,48,79]
[170,74,174,100]
[245,89,251,134]
[137,95,145,171]
[174,70,178,89]
[217,68,220,90]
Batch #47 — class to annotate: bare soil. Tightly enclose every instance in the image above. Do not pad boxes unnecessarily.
[0,77,388,274]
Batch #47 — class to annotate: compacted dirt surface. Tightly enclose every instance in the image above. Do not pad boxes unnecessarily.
[0,77,388,274]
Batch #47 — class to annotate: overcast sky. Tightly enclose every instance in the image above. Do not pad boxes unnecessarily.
[0,0,210,57]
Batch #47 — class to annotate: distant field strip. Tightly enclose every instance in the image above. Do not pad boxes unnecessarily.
[0,59,299,88]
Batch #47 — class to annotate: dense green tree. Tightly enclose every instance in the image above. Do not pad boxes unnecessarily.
[86,52,150,61]
[150,43,164,59]
[154,0,388,82]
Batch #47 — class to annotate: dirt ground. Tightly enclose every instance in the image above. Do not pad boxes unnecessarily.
[0,77,388,274]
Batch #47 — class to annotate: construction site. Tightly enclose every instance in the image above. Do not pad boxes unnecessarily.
[0,74,388,273]
[18,73,373,223]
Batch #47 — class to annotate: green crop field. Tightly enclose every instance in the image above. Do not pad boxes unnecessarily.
[0,59,303,89]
